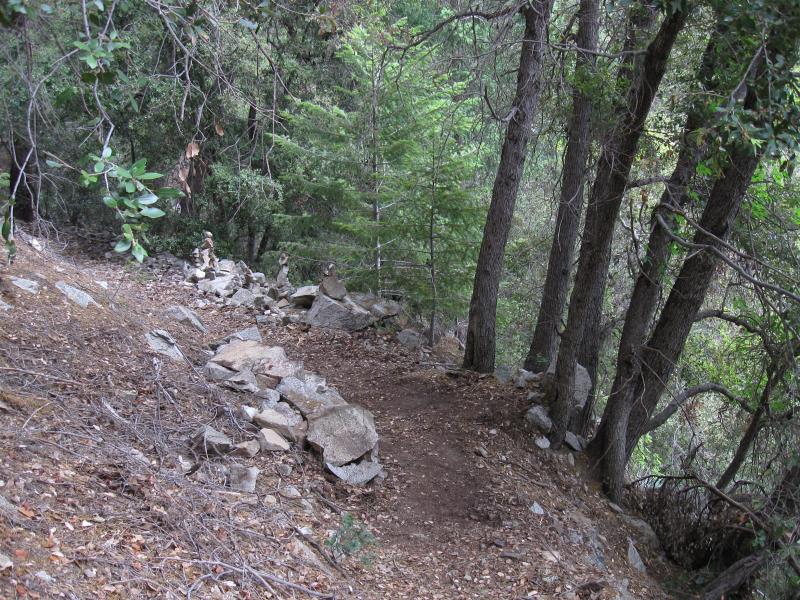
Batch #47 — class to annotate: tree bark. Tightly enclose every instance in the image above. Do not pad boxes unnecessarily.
[463,0,555,372]
[549,5,689,448]
[524,0,599,373]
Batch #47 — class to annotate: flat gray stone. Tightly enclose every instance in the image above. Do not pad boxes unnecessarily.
[326,460,383,486]
[145,329,184,360]
[217,259,237,274]
[210,326,262,350]
[198,273,240,297]
[307,404,378,467]
[208,340,299,383]
[55,281,98,308]
[232,440,260,458]
[252,403,307,443]
[277,373,347,418]
[229,287,255,307]
[0,299,11,311]
[534,436,550,450]
[222,368,260,394]
[257,428,291,452]
[165,305,206,332]
[290,285,318,308]
[204,362,235,381]
[10,276,39,294]
[627,539,646,572]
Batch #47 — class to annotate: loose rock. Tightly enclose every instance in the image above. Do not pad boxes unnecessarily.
[164,305,206,333]
[396,329,422,349]
[326,460,383,486]
[191,425,233,456]
[228,465,260,493]
[232,440,261,458]
[525,404,552,432]
[257,428,291,452]
[290,285,318,308]
[9,276,39,294]
[56,281,99,308]
[627,539,646,572]
[145,329,184,361]
[253,404,308,443]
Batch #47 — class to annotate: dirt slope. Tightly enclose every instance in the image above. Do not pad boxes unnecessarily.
[0,234,687,599]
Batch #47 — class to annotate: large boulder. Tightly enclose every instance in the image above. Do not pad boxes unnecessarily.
[290,285,318,308]
[396,329,421,348]
[349,292,401,320]
[525,404,552,433]
[277,373,347,418]
[545,361,592,409]
[307,404,379,467]
[304,294,374,332]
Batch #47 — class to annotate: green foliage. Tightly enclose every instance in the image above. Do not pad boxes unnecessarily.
[273,19,485,323]
[325,512,377,564]
[74,150,176,261]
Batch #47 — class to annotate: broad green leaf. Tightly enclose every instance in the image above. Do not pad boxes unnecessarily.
[130,159,147,177]
[155,187,183,199]
[140,207,165,219]
[114,239,131,252]
[131,243,146,262]
[137,193,158,205]
[102,196,118,209]
[138,172,162,180]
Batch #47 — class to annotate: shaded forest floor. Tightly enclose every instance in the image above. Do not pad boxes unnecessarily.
[0,232,692,599]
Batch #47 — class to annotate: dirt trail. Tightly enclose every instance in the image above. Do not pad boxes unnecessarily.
[234,322,675,599]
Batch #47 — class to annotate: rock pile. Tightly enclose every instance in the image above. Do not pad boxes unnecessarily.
[184,249,402,332]
[192,327,383,487]
[508,361,592,453]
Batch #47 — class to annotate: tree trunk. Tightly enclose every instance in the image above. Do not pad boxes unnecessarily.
[463,0,555,372]
[623,152,761,460]
[586,25,723,466]
[549,5,689,448]
[524,0,599,373]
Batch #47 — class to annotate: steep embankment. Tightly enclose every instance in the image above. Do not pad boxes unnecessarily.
[0,233,682,599]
